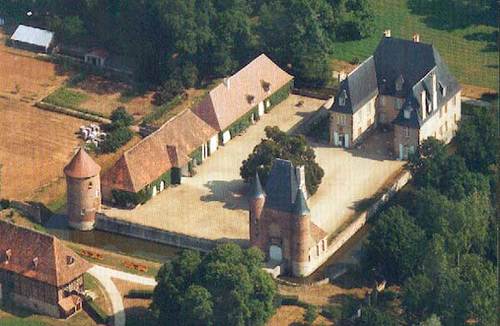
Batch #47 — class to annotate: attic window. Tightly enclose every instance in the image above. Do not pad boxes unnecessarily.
[261,80,271,92]
[395,75,404,92]
[338,90,347,106]
[32,257,39,270]
[66,255,75,266]
[439,82,446,97]
[246,94,255,104]
[404,109,411,119]
[5,249,12,263]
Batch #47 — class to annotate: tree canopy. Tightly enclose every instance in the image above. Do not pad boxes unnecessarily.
[151,243,277,326]
[240,126,324,195]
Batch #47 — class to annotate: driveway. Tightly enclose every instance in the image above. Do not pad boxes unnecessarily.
[103,95,326,242]
[309,129,404,233]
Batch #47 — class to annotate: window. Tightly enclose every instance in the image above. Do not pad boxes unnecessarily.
[337,115,346,126]
[379,96,386,106]
[395,98,402,110]
[439,107,443,118]
[88,182,93,190]
[445,121,448,131]
[403,109,411,119]
[453,95,457,107]
[316,245,320,256]
[454,113,457,123]
[444,104,448,114]
[80,209,85,216]
[404,127,410,138]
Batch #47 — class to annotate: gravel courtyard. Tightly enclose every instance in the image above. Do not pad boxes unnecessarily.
[103,95,325,242]
[104,96,404,243]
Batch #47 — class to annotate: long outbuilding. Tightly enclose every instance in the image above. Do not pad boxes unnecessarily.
[10,25,55,53]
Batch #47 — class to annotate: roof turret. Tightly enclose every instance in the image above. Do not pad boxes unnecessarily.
[293,189,310,217]
[249,171,266,198]
[64,147,101,179]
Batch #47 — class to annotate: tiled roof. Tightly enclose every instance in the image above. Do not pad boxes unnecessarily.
[192,54,293,131]
[102,110,216,192]
[310,222,327,242]
[0,220,91,287]
[64,148,101,179]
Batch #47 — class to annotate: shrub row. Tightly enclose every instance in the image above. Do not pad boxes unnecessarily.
[83,297,109,324]
[126,289,154,299]
[142,94,186,125]
[36,101,107,123]
[0,199,11,211]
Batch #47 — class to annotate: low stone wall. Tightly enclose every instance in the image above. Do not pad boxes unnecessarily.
[95,214,216,252]
[303,169,412,276]
[10,201,51,224]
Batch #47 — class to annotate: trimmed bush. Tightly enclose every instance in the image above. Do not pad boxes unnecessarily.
[126,289,153,299]
[83,297,109,324]
[110,107,134,128]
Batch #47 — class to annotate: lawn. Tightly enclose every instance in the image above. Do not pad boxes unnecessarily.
[331,0,498,90]
[44,87,90,111]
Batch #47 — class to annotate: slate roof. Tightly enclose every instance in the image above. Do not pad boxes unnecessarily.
[102,110,216,192]
[192,54,293,131]
[11,25,54,49]
[332,56,378,114]
[0,220,91,287]
[293,189,310,216]
[64,148,101,179]
[265,159,300,213]
[333,36,460,127]
[249,172,266,198]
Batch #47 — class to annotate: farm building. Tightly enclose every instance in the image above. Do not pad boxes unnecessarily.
[0,220,91,318]
[101,109,217,206]
[84,49,109,68]
[192,53,294,147]
[10,25,55,53]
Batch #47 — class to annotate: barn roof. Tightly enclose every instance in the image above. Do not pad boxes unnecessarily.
[192,54,293,131]
[11,25,54,49]
[0,220,91,287]
[64,147,101,179]
[102,110,216,193]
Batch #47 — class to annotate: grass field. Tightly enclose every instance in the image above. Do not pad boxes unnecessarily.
[44,87,90,110]
[331,0,498,90]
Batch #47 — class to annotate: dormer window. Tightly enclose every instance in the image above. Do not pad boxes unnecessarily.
[439,82,446,97]
[4,249,12,263]
[261,80,271,93]
[246,94,255,104]
[404,108,411,119]
[338,90,347,106]
[66,255,75,266]
[32,257,39,270]
[395,74,404,92]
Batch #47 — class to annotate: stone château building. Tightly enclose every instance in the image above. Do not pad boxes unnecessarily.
[248,159,328,277]
[329,32,461,159]
[0,221,91,318]
[64,147,101,231]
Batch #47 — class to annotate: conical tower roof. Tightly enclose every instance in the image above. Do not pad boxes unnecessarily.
[64,147,101,178]
[293,189,310,216]
[249,171,266,198]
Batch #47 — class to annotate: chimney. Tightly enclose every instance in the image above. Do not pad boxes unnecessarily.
[413,33,420,43]
[432,73,437,111]
[223,77,230,89]
[384,29,391,37]
[421,90,427,120]
[32,257,39,270]
[5,249,12,264]
[295,166,308,199]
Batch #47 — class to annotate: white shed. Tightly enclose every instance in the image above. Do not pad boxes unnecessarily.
[10,25,54,53]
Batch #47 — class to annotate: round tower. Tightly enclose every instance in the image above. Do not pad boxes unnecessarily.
[292,189,311,277]
[248,172,266,248]
[64,147,101,231]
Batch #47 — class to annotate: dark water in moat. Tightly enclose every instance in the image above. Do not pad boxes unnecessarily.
[45,214,181,262]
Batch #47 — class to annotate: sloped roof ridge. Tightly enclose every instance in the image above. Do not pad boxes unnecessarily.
[347,55,375,77]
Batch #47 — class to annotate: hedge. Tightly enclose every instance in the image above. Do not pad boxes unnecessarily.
[142,94,186,125]
[265,80,293,113]
[36,101,107,123]
[83,297,109,324]
[126,289,154,299]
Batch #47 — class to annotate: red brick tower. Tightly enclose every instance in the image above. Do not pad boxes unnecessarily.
[248,172,266,248]
[64,148,101,231]
[292,188,311,276]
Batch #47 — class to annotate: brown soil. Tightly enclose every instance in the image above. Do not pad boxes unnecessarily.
[331,59,358,74]
[461,84,497,100]
[267,305,333,326]
[70,75,156,121]
[278,283,369,306]
[112,278,157,326]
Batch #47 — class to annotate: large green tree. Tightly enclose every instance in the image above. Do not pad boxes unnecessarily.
[364,206,426,282]
[240,126,324,195]
[151,243,277,326]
